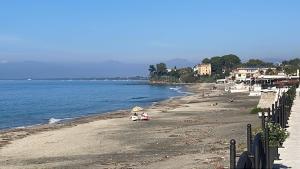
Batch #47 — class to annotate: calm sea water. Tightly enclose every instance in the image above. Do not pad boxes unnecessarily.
[0,80,184,130]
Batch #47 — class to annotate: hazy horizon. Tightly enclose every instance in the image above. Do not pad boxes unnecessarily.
[1,1,300,78]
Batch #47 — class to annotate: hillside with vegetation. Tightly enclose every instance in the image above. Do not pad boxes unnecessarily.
[282,58,300,75]
[148,55,300,83]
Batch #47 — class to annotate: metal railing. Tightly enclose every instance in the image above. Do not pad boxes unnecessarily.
[229,86,297,169]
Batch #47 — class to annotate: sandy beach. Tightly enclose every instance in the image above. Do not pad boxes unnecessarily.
[0,83,260,169]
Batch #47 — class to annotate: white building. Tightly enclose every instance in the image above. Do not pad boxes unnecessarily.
[233,67,277,81]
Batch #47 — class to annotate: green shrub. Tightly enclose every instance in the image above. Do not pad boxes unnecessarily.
[250,107,265,114]
[255,123,289,147]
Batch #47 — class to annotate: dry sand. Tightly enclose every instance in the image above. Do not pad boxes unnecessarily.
[0,83,260,169]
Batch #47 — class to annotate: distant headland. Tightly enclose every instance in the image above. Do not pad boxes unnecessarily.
[148,54,300,84]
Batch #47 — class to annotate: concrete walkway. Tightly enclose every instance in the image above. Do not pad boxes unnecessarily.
[273,88,300,169]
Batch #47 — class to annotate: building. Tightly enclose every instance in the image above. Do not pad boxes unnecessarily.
[166,68,172,73]
[233,67,277,81]
[233,68,259,81]
[197,63,212,76]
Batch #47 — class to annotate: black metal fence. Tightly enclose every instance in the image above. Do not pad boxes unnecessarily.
[230,86,297,169]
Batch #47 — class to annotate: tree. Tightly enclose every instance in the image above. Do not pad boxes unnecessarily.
[156,63,167,76]
[222,54,241,70]
[282,58,300,66]
[265,68,276,75]
[149,65,156,72]
[177,67,193,75]
[148,65,156,76]
[276,66,283,72]
[180,72,197,83]
[281,58,300,75]
[199,54,241,78]
[169,69,180,78]
[202,58,211,64]
[210,56,223,75]
[243,59,273,68]
[283,65,298,75]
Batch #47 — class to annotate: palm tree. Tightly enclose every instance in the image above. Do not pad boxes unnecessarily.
[148,65,156,77]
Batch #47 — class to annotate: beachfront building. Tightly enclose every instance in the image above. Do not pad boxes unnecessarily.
[233,67,277,81]
[196,63,212,76]
[256,74,300,88]
[233,68,259,81]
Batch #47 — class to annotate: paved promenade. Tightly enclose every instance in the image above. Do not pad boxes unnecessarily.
[273,88,300,169]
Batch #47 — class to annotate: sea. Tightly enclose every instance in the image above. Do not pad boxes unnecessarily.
[0,80,186,130]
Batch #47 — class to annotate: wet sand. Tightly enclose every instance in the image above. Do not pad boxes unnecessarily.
[0,83,260,169]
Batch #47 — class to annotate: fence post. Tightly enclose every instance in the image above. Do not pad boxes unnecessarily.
[278,97,282,127]
[247,124,252,153]
[286,93,290,119]
[282,93,287,128]
[261,112,265,131]
[282,93,286,128]
[265,125,270,169]
[267,108,271,122]
[271,104,275,123]
[275,101,278,123]
[230,139,236,169]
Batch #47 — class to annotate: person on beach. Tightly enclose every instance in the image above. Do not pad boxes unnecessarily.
[130,112,139,121]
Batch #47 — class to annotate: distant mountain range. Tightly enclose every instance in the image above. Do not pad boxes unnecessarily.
[0,59,195,79]
[0,56,294,79]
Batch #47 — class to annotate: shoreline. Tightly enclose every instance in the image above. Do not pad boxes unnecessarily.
[0,84,193,148]
[0,79,188,132]
[0,83,260,169]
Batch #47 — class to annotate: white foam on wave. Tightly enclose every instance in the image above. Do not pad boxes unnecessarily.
[15,126,26,129]
[169,86,193,95]
[13,123,42,129]
[169,86,181,91]
[48,117,73,124]
[48,118,62,124]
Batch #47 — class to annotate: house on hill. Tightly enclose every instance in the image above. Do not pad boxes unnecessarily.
[195,63,212,76]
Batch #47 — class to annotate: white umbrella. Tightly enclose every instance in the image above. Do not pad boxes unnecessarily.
[131,106,143,112]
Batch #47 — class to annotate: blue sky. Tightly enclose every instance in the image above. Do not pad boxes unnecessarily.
[0,0,300,63]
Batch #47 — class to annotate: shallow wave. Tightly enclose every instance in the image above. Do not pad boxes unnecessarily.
[15,126,26,129]
[130,96,148,100]
[0,80,181,130]
[177,90,193,95]
[169,86,182,91]
[49,118,62,124]
[48,117,73,124]
[169,86,193,95]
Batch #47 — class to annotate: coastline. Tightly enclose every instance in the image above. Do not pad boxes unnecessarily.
[0,84,191,148]
[0,83,260,169]
[0,79,184,132]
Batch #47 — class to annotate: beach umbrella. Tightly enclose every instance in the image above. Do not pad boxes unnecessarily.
[131,106,143,112]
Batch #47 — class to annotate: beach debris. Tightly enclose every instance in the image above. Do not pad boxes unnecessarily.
[228,98,234,102]
[211,102,218,106]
